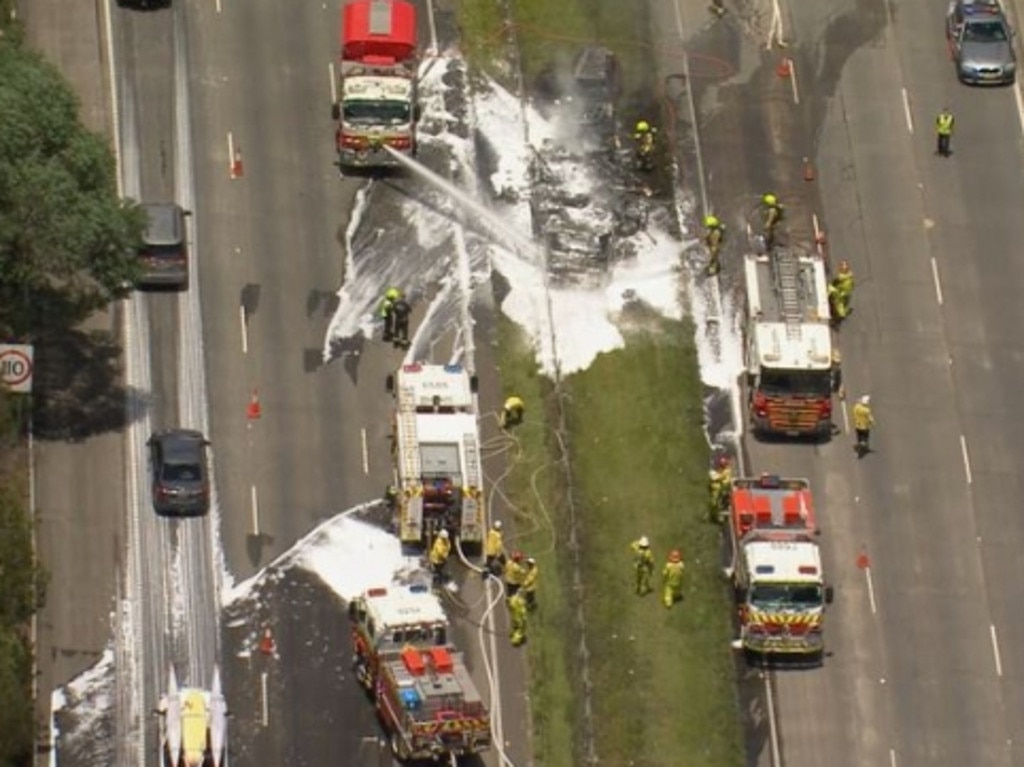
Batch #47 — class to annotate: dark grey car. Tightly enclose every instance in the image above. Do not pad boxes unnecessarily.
[148,429,210,517]
[137,203,189,289]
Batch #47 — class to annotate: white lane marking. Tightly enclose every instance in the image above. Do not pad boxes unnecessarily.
[226,131,235,177]
[890,748,898,767]
[789,58,800,105]
[1014,82,1024,138]
[960,435,973,485]
[841,400,850,434]
[239,305,249,354]
[990,624,1003,677]
[812,213,824,255]
[361,427,370,475]
[102,0,123,194]
[215,0,221,14]
[767,0,787,50]
[329,61,337,106]
[261,671,269,726]
[901,88,914,134]
[930,257,944,306]
[763,672,782,767]
[864,564,878,615]
[251,485,260,536]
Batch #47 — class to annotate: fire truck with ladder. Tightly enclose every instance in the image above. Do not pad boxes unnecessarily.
[349,583,492,761]
[385,363,485,549]
[743,246,836,438]
[725,474,834,664]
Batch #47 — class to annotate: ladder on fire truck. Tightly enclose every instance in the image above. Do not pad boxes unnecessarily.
[772,248,804,339]
[397,383,421,484]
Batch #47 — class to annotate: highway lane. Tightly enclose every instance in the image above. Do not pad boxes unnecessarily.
[783,0,1024,764]
[653,0,900,763]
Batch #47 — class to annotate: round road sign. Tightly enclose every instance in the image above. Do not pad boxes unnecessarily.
[0,348,33,388]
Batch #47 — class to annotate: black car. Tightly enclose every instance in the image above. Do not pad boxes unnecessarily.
[116,0,172,8]
[148,429,211,517]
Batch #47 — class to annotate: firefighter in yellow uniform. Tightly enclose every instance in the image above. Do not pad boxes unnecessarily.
[522,557,539,611]
[762,193,784,248]
[508,592,528,647]
[708,455,733,521]
[852,395,874,458]
[828,260,855,322]
[704,215,726,276]
[483,520,506,577]
[429,529,451,586]
[500,396,525,429]
[662,550,685,608]
[504,551,527,599]
[630,536,655,596]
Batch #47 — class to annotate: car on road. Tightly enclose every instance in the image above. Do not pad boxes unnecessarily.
[947,0,1016,85]
[136,203,190,290]
[116,0,172,8]
[148,429,211,517]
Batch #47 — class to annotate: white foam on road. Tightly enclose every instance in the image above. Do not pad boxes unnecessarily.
[51,648,116,764]
[223,507,423,609]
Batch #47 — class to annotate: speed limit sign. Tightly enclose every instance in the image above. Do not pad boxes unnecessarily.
[0,345,34,394]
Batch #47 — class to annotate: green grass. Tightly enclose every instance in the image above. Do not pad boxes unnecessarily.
[456,0,660,120]
[494,317,744,767]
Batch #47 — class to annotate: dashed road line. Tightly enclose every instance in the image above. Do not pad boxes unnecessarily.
[930,257,944,306]
[864,563,878,615]
[250,485,260,537]
[901,88,913,134]
[329,62,337,106]
[788,58,800,105]
[890,748,898,767]
[361,427,370,475]
[239,304,249,354]
[1014,82,1024,138]
[960,435,973,485]
[990,624,1003,677]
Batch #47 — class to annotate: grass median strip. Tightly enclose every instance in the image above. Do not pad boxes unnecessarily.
[496,316,744,766]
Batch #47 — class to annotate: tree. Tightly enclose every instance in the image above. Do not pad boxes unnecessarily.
[0,36,144,338]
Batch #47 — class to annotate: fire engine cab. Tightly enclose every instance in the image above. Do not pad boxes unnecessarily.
[743,247,835,439]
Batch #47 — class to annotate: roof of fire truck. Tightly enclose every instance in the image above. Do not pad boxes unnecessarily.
[732,475,823,584]
[743,540,823,584]
[744,251,832,372]
[397,363,475,411]
[361,584,448,631]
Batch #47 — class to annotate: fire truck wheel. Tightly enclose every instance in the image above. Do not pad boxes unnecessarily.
[390,732,410,761]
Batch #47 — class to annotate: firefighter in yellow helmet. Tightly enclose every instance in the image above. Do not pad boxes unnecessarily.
[379,287,402,342]
[708,454,733,521]
[483,520,506,577]
[633,120,657,172]
[504,551,527,599]
[761,193,784,248]
[828,260,855,322]
[704,214,726,276]
[662,549,685,608]
[852,395,874,458]
[429,529,452,586]
[630,536,655,596]
[522,557,539,611]
[508,591,528,647]
[500,395,525,429]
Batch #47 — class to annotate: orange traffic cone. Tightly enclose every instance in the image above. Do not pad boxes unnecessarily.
[776,57,791,78]
[247,389,262,420]
[856,550,870,570]
[259,627,276,656]
[803,157,815,182]
[230,146,244,180]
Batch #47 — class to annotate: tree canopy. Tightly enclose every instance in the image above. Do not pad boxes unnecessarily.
[0,35,143,338]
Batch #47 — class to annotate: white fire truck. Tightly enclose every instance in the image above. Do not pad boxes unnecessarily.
[349,584,491,760]
[726,474,833,664]
[743,247,836,438]
[157,666,228,767]
[385,363,485,548]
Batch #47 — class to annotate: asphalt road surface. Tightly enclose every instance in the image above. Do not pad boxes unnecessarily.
[184,0,530,763]
[661,0,1024,763]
